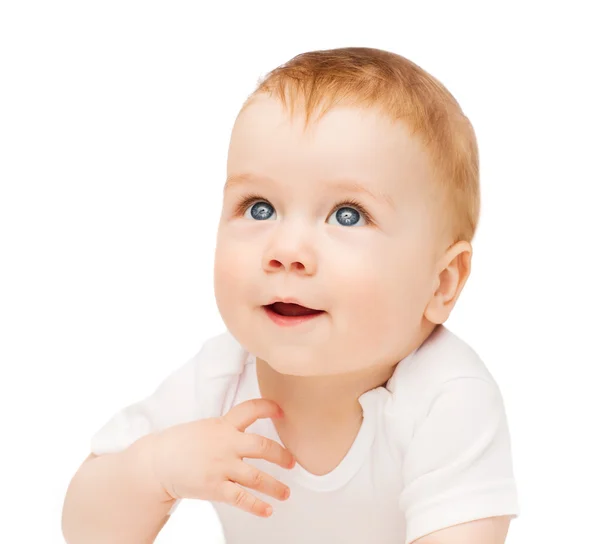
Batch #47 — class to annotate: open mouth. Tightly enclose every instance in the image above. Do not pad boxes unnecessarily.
[263,302,325,326]
[266,302,323,316]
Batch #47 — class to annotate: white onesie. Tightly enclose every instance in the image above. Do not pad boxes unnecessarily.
[91,325,520,544]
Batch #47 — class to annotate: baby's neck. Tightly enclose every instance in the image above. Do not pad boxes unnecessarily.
[255,359,395,475]
[255,357,394,427]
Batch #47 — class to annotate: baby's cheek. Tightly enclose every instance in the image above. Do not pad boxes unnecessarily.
[213,250,242,306]
[340,265,417,349]
[215,242,245,279]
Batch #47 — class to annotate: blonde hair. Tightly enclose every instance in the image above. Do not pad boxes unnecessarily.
[239,47,480,246]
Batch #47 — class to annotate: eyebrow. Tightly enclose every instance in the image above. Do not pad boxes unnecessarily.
[224,173,396,210]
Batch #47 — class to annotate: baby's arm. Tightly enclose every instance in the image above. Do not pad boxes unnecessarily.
[410,515,511,544]
[62,338,213,541]
[62,433,174,544]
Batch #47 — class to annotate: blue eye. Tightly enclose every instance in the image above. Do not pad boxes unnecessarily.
[331,206,361,227]
[245,201,276,221]
[326,200,371,227]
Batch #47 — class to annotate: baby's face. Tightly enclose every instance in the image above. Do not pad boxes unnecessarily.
[214,94,444,376]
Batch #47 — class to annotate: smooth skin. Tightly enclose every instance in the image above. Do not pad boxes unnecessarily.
[412,516,511,544]
[151,398,295,517]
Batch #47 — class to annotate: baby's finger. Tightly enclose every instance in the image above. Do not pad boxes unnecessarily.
[239,433,296,469]
[219,481,273,517]
[230,461,290,502]
[223,399,282,432]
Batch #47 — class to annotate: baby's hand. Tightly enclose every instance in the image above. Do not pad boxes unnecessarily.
[151,399,295,517]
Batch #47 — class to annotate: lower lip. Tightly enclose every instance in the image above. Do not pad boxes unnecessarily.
[263,306,325,327]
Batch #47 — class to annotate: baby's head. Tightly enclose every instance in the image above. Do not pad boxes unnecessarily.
[214,47,478,378]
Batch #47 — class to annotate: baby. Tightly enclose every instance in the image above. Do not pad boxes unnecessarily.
[62,47,520,544]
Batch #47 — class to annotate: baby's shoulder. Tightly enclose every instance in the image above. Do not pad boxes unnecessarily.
[192,329,249,379]
[383,326,502,441]
[388,325,495,392]
[181,330,249,414]
[90,330,248,455]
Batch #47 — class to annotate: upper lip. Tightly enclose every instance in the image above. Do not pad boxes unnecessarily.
[264,297,322,311]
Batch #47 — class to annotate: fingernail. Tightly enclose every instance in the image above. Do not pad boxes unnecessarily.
[283,488,290,499]
[265,506,273,516]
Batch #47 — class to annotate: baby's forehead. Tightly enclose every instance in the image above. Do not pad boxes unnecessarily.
[231,101,430,168]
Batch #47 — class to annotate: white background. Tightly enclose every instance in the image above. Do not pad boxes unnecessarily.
[1,1,598,542]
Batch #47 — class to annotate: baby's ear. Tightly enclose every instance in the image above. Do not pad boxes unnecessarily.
[424,241,472,324]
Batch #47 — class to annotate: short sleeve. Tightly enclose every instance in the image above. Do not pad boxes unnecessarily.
[90,354,201,456]
[398,377,520,544]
